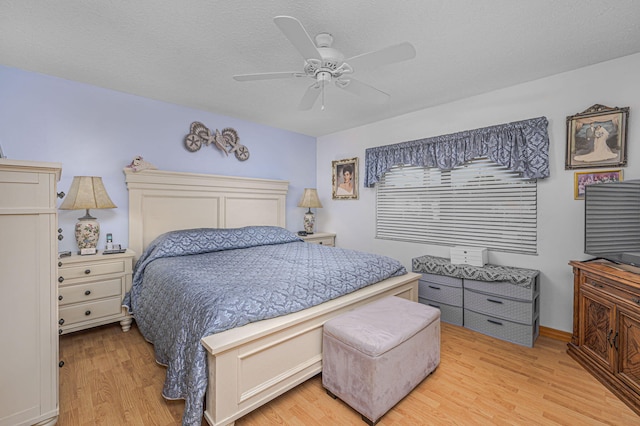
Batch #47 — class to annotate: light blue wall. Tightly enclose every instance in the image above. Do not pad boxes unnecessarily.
[0,65,316,252]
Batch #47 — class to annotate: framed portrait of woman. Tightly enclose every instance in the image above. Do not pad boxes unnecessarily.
[332,157,358,200]
[565,104,629,169]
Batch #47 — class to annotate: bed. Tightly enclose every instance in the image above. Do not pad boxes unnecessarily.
[123,168,420,426]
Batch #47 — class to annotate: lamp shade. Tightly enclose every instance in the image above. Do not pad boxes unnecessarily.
[297,188,323,209]
[59,176,117,210]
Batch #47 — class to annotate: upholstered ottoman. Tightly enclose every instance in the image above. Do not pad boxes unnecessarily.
[322,296,440,425]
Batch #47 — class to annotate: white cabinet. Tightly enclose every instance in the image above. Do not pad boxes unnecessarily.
[0,159,61,426]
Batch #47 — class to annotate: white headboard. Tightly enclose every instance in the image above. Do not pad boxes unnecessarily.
[124,168,289,258]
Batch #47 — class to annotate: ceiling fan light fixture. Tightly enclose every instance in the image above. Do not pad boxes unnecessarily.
[233,16,416,111]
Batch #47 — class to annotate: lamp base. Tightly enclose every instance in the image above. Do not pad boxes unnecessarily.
[75,216,100,255]
[303,211,315,234]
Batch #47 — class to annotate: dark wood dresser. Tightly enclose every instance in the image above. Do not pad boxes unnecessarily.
[568,260,640,415]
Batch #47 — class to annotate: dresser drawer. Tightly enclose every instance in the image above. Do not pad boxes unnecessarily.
[464,289,538,324]
[59,297,122,326]
[419,297,463,326]
[419,280,463,306]
[419,273,462,287]
[464,276,538,301]
[59,278,122,306]
[59,258,127,281]
[464,309,539,347]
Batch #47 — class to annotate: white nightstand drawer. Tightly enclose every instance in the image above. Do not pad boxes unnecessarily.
[59,278,122,306]
[308,236,335,246]
[300,232,336,246]
[59,297,122,326]
[59,258,127,281]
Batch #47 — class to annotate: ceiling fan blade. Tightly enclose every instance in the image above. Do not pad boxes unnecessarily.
[336,77,389,103]
[274,16,322,61]
[345,42,416,71]
[233,72,302,81]
[298,83,321,110]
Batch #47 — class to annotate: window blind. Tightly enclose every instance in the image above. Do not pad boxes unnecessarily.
[376,158,537,254]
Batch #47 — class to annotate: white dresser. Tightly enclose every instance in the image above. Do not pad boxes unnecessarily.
[0,159,61,426]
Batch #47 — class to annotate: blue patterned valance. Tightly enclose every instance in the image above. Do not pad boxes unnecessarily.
[364,116,549,187]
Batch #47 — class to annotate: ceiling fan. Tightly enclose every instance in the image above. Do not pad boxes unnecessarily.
[233,16,416,110]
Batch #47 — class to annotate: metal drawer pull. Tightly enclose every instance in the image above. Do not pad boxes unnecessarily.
[632,297,640,305]
[85,290,91,296]
[58,277,64,283]
[428,285,441,290]
[84,269,91,274]
[58,262,62,267]
[589,280,604,289]
[487,319,503,326]
[607,329,613,347]
[58,295,63,301]
[613,332,619,351]
[59,318,65,325]
[85,310,91,316]
[59,360,65,368]
[58,329,63,335]
[428,304,441,308]
[319,242,323,244]
[487,298,503,304]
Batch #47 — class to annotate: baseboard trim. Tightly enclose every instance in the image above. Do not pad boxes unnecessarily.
[539,326,571,342]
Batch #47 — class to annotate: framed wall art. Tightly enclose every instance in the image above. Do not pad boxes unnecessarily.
[574,169,623,200]
[332,157,358,200]
[565,104,629,169]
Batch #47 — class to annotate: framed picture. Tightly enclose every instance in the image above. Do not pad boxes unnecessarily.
[574,169,623,200]
[565,104,629,169]
[332,157,358,200]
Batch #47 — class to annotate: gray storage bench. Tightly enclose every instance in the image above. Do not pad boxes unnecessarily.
[412,255,540,347]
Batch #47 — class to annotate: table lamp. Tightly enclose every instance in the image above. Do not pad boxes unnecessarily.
[59,176,117,255]
[297,188,323,234]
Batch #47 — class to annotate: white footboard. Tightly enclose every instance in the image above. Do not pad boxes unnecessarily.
[200,272,420,426]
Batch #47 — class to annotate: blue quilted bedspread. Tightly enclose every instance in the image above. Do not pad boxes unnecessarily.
[123,226,407,425]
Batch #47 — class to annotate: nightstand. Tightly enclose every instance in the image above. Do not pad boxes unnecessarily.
[300,232,336,246]
[57,250,135,335]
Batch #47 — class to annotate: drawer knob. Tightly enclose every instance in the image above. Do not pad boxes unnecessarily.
[58,277,64,283]
[58,261,62,267]
[59,360,65,368]
[85,310,91,316]
[85,290,91,296]
[632,297,640,305]
[58,329,63,335]
[319,242,323,245]
[58,295,63,301]
[84,269,91,275]
[59,318,65,325]
[58,234,64,241]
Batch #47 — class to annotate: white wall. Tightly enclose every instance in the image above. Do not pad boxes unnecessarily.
[317,53,640,333]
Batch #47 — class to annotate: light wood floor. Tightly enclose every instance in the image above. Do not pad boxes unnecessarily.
[59,322,640,425]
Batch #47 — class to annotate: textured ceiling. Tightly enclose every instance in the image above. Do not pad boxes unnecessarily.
[2,1,640,137]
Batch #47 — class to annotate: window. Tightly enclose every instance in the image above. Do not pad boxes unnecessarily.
[376,158,537,254]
